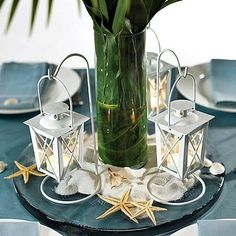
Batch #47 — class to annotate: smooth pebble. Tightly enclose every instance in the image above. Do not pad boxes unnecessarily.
[0,161,7,173]
[204,158,213,168]
[209,162,225,175]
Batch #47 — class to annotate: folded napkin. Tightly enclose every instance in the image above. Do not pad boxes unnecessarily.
[210,59,236,105]
[198,219,236,236]
[0,62,53,110]
[0,221,40,236]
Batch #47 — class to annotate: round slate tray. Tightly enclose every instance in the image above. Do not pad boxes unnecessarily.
[13,144,224,236]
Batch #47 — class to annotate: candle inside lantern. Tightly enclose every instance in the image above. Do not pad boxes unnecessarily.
[131,108,136,123]
[147,72,169,115]
[165,153,200,172]
[160,130,203,175]
[46,154,73,174]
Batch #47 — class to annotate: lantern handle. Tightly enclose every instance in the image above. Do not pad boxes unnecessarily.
[155,49,184,114]
[52,53,98,174]
[147,24,161,53]
[37,73,74,128]
[167,71,196,127]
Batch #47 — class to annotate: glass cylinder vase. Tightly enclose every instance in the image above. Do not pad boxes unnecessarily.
[94,29,147,168]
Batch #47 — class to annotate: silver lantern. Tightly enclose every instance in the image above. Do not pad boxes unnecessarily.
[149,71,214,181]
[146,27,175,117]
[147,49,214,205]
[24,53,100,204]
[146,51,173,116]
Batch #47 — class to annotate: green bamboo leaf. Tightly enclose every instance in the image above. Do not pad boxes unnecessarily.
[76,0,81,14]
[47,0,53,25]
[112,0,131,34]
[5,0,20,33]
[30,0,39,33]
[98,0,108,20]
[160,0,182,10]
[128,0,149,33]
[149,0,165,20]
[83,3,103,28]
[91,0,98,9]
[142,0,154,18]
[0,0,5,11]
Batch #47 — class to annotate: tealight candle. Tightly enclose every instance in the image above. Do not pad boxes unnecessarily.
[166,153,200,173]
[46,154,72,174]
[148,73,168,112]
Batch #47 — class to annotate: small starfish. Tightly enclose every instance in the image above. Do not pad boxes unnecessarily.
[4,161,45,184]
[97,188,138,223]
[108,168,126,189]
[131,199,167,225]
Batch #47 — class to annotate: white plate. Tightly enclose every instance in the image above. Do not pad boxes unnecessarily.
[0,67,81,114]
[171,224,198,236]
[171,219,236,236]
[0,219,62,236]
[177,62,236,113]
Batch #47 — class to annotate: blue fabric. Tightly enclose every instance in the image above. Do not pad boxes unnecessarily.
[0,62,51,109]
[198,219,236,236]
[0,221,39,236]
[210,59,236,105]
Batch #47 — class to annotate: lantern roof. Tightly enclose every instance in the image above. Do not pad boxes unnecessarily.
[149,109,214,135]
[24,112,89,138]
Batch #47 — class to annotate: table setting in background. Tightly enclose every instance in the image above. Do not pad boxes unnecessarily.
[0,62,82,114]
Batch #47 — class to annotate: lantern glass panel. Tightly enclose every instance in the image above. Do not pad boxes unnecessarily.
[60,127,82,173]
[160,130,181,174]
[34,132,55,175]
[147,71,170,114]
[186,127,205,175]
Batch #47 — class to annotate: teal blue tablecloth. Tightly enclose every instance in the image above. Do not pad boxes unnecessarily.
[0,69,236,235]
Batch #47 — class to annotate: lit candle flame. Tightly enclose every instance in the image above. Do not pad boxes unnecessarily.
[131,108,136,123]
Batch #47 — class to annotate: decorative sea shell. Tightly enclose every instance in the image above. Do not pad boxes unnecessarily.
[108,168,126,189]
[209,162,225,175]
[0,161,7,173]
[204,158,213,168]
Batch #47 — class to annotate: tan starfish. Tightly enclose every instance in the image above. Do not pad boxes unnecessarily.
[108,168,126,189]
[131,199,167,225]
[4,161,45,184]
[97,188,138,223]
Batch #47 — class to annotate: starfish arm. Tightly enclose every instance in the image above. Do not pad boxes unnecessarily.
[14,161,26,170]
[126,202,135,208]
[28,164,37,170]
[15,161,37,171]
[4,170,22,179]
[146,208,157,226]
[148,200,167,212]
[130,201,145,208]
[121,188,131,202]
[131,208,145,219]
[29,170,46,176]
[96,205,120,219]
[97,194,119,205]
[120,205,139,224]
[148,199,154,205]
[122,204,134,218]
[23,170,29,184]
[151,206,167,212]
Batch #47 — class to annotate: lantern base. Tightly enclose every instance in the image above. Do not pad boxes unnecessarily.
[40,174,101,204]
[147,173,206,206]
